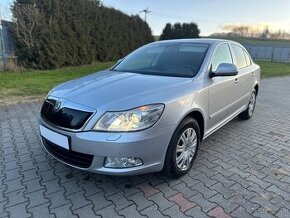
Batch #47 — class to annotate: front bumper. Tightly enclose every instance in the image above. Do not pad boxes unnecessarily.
[39,118,175,175]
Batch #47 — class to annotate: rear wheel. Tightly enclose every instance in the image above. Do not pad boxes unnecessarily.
[238,90,257,120]
[163,117,200,178]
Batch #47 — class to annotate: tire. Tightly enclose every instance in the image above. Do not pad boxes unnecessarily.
[238,90,257,120]
[163,117,200,178]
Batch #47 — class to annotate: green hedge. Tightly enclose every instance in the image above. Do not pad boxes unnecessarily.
[12,0,154,69]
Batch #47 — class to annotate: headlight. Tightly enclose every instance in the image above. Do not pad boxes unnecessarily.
[93,104,164,132]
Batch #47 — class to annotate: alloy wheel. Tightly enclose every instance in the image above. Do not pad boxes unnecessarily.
[248,93,256,117]
[175,127,197,171]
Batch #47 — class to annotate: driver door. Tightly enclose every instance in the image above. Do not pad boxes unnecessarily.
[207,43,240,131]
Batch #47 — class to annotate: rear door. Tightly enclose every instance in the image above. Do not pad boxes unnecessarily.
[230,44,254,108]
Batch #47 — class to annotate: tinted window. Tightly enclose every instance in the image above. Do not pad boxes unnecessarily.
[114,43,210,78]
[243,50,252,66]
[211,44,233,72]
[232,45,247,69]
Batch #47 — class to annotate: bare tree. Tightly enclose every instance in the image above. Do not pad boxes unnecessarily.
[12,3,45,50]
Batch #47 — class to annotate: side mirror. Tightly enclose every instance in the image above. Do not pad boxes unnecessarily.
[209,63,238,78]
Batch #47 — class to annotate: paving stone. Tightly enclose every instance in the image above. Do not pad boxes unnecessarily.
[136,182,160,197]
[168,193,196,213]
[98,181,121,197]
[0,200,8,217]
[246,174,272,189]
[209,194,239,214]
[51,204,77,218]
[47,190,70,209]
[276,207,290,218]
[186,205,209,218]
[5,202,31,218]
[81,181,103,197]
[209,182,235,200]
[252,207,276,218]
[141,204,169,218]
[5,189,27,207]
[229,183,256,200]
[148,192,175,211]
[230,194,260,214]
[208,206,231,218]
[156,182,179,198]
[4,168,21,181]
[106,192,133,211]
[4,160,19,171]
[190,182,217,199]
[24,178,44,194]
[118,204,146,218]
[28,202,55,218]
[62,180,83,196]
[142,174,165,186]
[163,205,191,218]
[38,169,58,182]
[4,177,24,193]
[180,174,201,187]
[127,192,154,211]
[115,182,140,197]
[172,182,198,198]
[194,172,218,187]
[74,205,100,218]
[189,193,217,213]
[267,185,290,201]
[26,189,49,208]
[230,206,252,218]
[43,179,63,195]
[87,192,112,211]
[66,191,91,211]
[97,204,123,217]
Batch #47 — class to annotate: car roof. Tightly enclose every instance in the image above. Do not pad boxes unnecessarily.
[152,38,238,46]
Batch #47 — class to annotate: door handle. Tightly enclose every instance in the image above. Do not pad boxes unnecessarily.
[251,72,255,76]
[234,78,239,84]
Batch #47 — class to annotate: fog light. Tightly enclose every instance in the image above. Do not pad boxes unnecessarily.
[104,157,143,168]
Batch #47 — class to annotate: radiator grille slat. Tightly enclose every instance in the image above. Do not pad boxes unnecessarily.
[42,138,94,168]
[41,99,93,130]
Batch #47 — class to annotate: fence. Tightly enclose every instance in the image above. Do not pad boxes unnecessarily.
[244,45,290,63]
[0,20,17,70]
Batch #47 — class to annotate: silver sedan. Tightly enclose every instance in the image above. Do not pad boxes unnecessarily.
[39,39,260,178]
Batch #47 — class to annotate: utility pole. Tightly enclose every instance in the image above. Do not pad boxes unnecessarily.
[140,8,151,22]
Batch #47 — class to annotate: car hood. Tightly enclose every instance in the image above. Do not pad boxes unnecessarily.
[50,70,192,110]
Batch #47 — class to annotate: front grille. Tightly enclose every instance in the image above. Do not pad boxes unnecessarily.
[42,138,94,168]
[41,99,93,130]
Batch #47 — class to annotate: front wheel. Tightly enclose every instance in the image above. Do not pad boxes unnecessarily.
[163,117,200,178]
[238,90,257,120]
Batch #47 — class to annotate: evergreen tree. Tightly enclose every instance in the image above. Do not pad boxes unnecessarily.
[160,22,200,40]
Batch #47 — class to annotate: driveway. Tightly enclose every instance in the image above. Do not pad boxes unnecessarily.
[1,77,290,218]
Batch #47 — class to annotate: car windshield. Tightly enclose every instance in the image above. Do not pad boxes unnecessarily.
[113,42,210,78]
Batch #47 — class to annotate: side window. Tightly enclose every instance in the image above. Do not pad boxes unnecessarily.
[211,44,233,72]
[232,45,247,69]
[243,50,252,67]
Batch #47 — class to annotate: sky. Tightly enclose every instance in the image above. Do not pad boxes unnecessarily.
[1,0,290,36]
[103,0,290,36]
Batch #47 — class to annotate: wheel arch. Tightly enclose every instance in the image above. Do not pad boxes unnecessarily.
[178,109,205,141]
